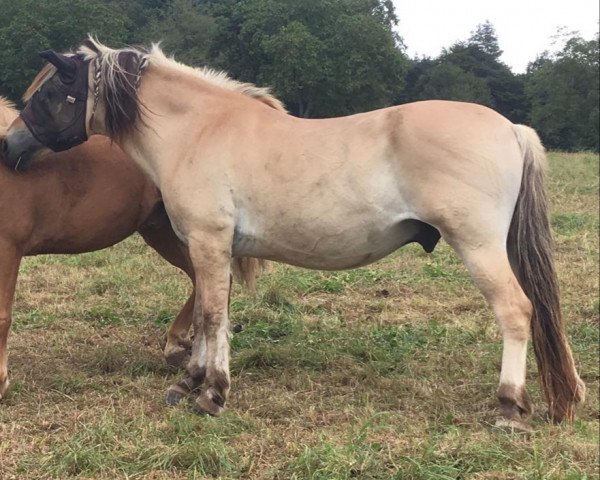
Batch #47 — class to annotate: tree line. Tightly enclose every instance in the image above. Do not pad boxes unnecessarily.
[0,0,597,150]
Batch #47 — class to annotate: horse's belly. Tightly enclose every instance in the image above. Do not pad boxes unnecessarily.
[233,216,426,270]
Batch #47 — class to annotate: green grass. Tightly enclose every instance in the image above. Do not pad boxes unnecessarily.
[0,151,598,479]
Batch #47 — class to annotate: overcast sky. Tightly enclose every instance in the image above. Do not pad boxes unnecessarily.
[393,0,599,73]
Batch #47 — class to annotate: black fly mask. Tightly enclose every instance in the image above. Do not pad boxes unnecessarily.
[20,51,90,152]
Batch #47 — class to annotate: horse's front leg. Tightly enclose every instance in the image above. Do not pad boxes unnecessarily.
[166,232,233,415]
[0,242,21,401]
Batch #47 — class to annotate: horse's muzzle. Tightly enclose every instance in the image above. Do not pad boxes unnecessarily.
[2,121,44,171]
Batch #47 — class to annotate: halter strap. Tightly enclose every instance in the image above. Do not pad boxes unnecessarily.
[135,56,149,89]
[88,56,102,132]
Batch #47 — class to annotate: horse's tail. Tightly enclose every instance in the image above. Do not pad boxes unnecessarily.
[508,124,585,421]
[232,257,268,290]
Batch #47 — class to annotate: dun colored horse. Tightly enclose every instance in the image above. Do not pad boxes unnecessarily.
[0,96,262,400]
[3,39,585,429]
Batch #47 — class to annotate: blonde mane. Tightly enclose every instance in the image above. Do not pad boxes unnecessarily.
[78,38,286,113]
[147,45,287,112]
[0,97,18,136]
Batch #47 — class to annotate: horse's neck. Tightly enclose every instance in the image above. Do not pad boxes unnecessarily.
[117,67,221,186]
[143,64,219,114]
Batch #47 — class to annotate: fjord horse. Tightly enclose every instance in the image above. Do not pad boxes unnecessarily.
[3,39,585,429]
[0,96,263,400]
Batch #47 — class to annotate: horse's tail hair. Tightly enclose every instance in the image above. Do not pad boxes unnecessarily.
[231,257,268,291]
[508,124,585,421]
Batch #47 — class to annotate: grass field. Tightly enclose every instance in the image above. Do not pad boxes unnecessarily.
[0,152,598,479]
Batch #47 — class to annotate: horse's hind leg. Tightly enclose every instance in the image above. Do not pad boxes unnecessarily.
[164,293,194,367]
[446,237,534,430]
[138,221,195,366]
[0,242,21,400]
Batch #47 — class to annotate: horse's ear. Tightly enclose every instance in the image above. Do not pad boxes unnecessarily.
[39,50,77,78]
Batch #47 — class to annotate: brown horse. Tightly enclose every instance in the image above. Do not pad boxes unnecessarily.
[3,40,585,429]
[0,96,264,400]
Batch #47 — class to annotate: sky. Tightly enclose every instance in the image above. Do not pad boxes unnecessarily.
[392,0,599,73]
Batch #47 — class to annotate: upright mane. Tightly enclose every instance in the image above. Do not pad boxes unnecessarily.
[78,38,150,139]
[0,97,18,136]
[147,46,287,112]
[76,38,286,138]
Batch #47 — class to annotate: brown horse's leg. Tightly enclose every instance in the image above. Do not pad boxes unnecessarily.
[138,222,196,367]
[0,242,21,400]
[164,293,194,367]
[448,239,534,431]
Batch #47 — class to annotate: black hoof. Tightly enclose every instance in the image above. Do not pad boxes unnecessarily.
[232,323,243,333]
[165,385,188,406]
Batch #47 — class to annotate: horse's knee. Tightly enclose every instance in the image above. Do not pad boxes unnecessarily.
[0,313,10,355]
[0,312,10,332]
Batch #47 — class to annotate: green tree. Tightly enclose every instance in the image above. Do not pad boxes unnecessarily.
[440,23,529,122]
[413,62,493,105]
[468,20,502,58]
[0,0,129,102]
[259,21,326,117]
[322,12,406,116]
[525,32,599,150]
[401,22,528,122]
[139,0,217,66]
[208,0,408,117]
[111,0,170,43]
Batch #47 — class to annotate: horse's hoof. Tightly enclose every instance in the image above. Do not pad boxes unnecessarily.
[164,346,191,368]
[497,384,533,424]
[165,385,188,406]
[494,418,533,433]
[193,391,225,416]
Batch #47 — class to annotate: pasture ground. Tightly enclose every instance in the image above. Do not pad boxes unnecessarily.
[0,152,598,479]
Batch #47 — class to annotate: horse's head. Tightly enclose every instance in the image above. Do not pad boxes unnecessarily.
[2,49,91,171]
[2,38,147,171]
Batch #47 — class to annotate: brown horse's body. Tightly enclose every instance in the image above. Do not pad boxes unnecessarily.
[0,100,196,400]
